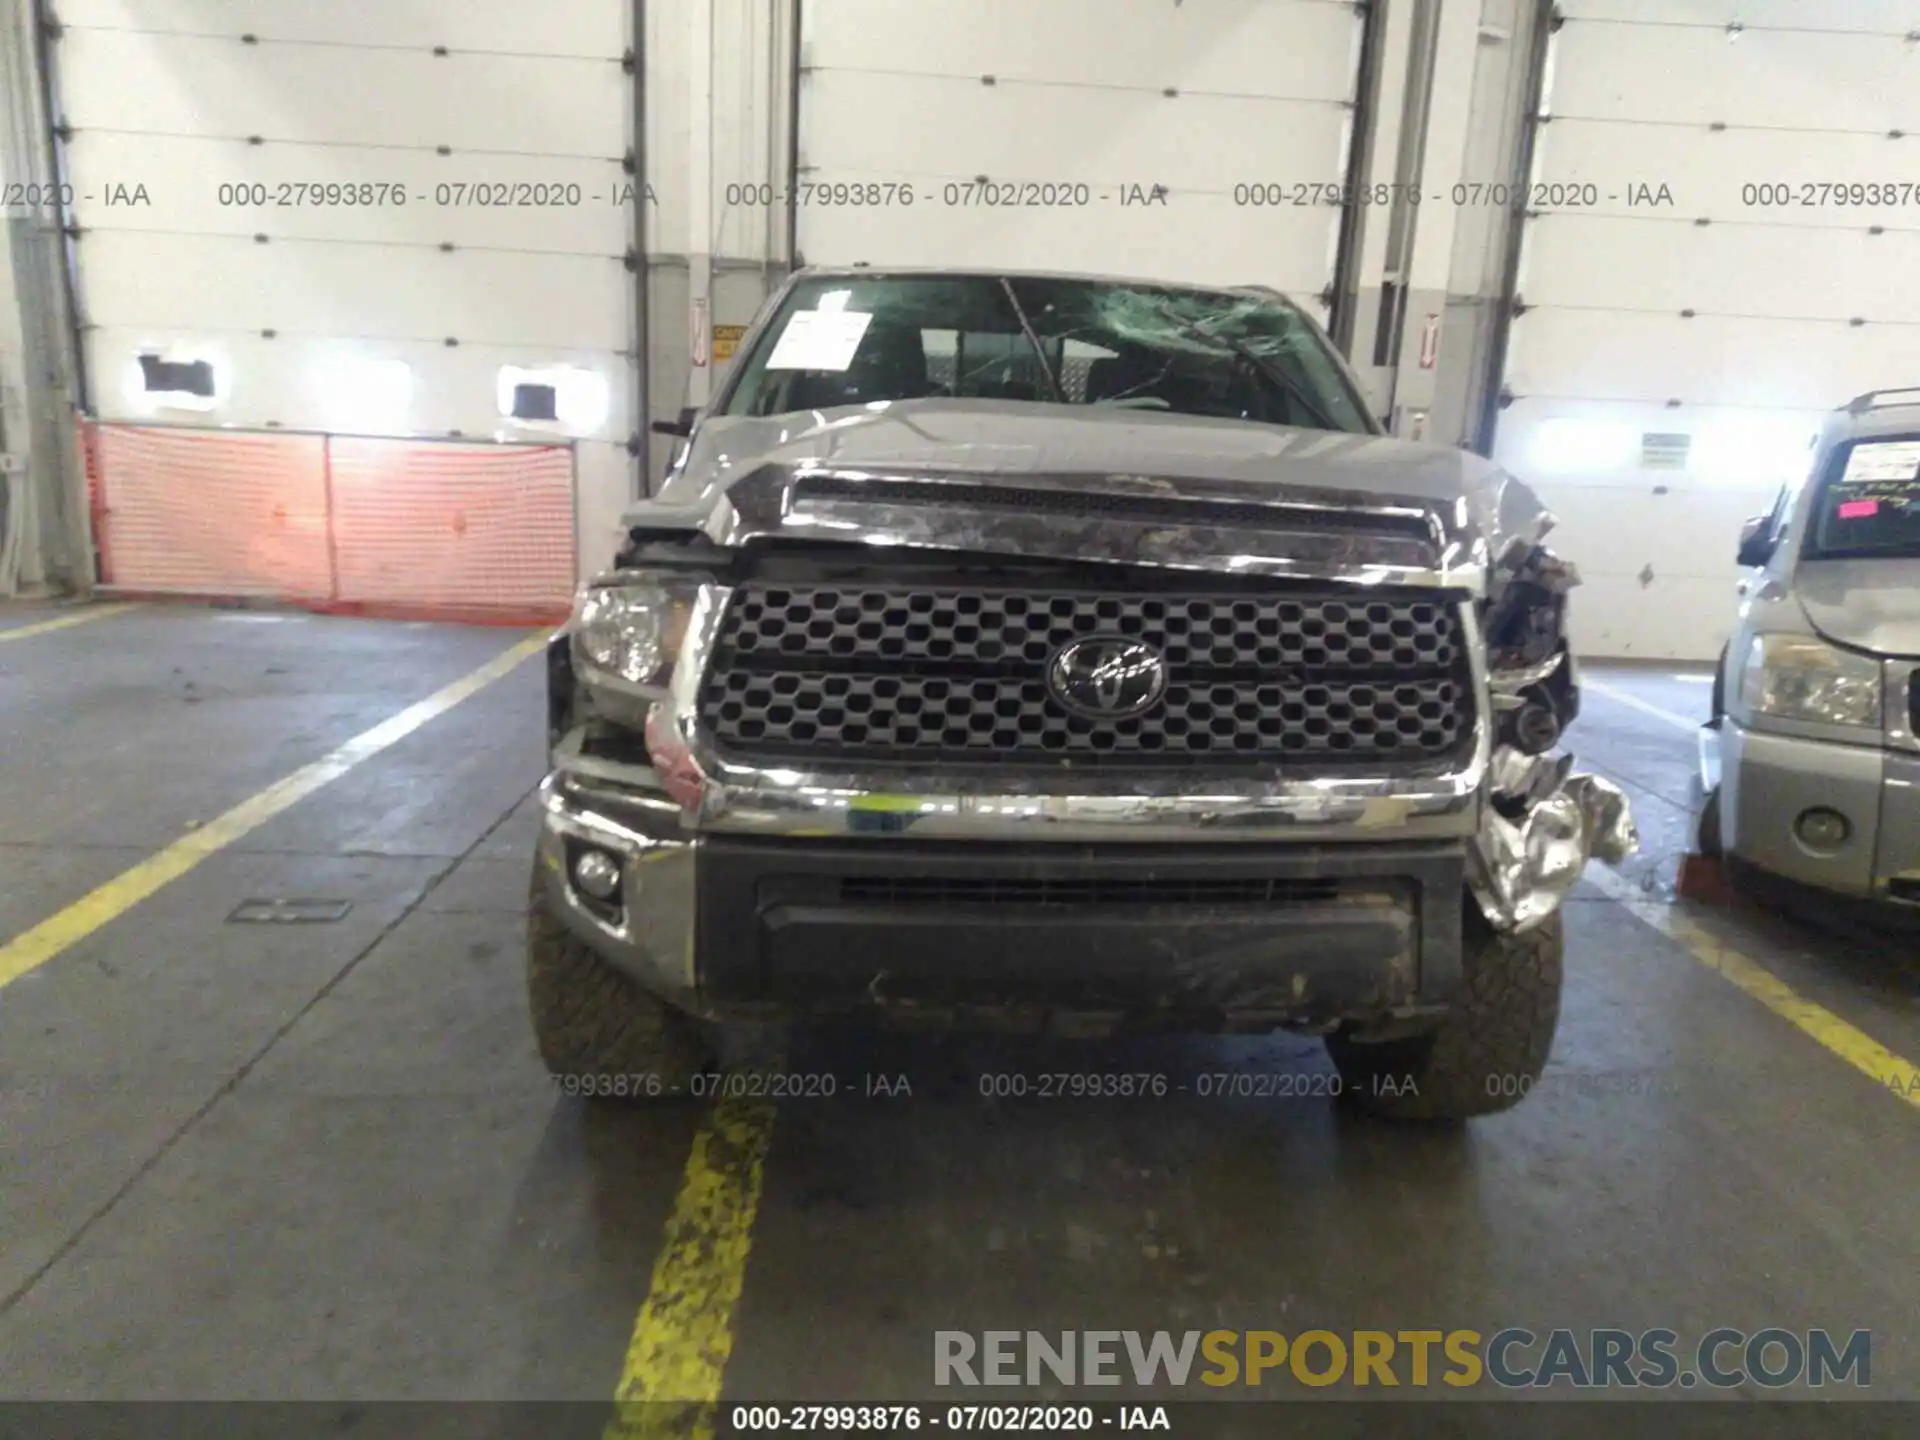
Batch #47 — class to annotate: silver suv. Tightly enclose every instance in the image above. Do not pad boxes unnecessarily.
[1702,387,1920,908]
[528,268,1633,1120]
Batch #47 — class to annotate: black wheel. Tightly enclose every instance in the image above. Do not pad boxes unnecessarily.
[1327,906,1564,1120]
[526,861,709,1099]
[1709,643,1728,722]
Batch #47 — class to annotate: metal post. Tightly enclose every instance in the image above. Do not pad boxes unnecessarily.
[3,0,93,592]
[786,0,804,272]
[686,4,713,413]
[1330,0,1387,354]
[631,0,652,495]
[28,0,86,414]
[1372,0,1442,398]
[1474,1,1555,457]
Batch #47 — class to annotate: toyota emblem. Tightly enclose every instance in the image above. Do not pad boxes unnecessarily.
[1046,636,1169,720]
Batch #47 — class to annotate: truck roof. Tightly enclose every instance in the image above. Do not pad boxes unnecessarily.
[1838,387,1920,438]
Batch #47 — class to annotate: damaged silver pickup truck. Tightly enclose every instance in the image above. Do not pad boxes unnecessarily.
[530,267,1635,1120]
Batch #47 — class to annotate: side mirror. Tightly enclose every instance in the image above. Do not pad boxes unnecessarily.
[1736,515,1776,568]
[650,406,697,439]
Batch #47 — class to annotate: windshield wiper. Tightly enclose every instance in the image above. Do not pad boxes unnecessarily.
[1148,304,1345,433]
[998,278,1066,404]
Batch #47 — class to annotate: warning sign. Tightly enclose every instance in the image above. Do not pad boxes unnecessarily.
[713,324,747,363]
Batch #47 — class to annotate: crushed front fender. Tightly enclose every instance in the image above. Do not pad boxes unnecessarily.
[1469,748,1638,933]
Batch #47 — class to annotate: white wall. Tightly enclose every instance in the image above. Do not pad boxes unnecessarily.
[795,0,1368,325]
[47,0,643,577]
[1494,0,1920,658]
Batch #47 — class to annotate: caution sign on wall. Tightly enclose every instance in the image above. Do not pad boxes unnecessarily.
[713,325,747,363]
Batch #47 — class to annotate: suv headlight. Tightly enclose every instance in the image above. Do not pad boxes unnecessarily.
[570,574,706,695]
[1738,634,1882,729]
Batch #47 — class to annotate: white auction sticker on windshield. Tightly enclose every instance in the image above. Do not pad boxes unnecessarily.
[765,309,873,371]
[1841,440,1920,483]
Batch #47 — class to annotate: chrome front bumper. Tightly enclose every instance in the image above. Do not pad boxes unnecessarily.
[536,769,1481,1024]
[535,774,700,1005]
[535,745,1479,1016]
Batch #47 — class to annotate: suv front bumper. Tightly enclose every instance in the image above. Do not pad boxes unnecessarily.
[536,772,1467,1028]
[1721,719,1920,905]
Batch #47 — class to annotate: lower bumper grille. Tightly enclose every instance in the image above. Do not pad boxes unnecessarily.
[698,580,1476,768]
[699,837,1467,1011]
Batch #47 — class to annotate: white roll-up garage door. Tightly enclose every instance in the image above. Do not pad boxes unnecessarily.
[45,0,640,612]
[54,0,634,440]
[1494,0,1920,659]
[796,0,1368,327]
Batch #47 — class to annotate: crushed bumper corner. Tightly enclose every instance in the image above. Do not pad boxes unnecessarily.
[535,773,700,1006]
[1469,748,1638,933]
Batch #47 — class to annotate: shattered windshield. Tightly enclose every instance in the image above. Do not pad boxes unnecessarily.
[720,273,1376,435]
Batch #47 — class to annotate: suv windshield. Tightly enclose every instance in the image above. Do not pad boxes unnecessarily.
[721,273,1376,435]
[1811,438,1920,559]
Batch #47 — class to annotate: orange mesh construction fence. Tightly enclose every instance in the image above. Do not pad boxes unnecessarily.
[90,424,332,600]
[85,423,576,624]
[327,437,576,621]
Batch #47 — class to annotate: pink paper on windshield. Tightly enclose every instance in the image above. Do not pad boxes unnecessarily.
[1837,499,1880,519]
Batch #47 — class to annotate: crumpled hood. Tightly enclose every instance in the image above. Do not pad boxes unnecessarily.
[635,398,1553,557]
[1795,558,1920,657]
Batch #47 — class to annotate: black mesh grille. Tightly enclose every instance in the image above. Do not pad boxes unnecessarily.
[718,588,1459,669]
[698,582,1474,767]
[1910,672,1919,735]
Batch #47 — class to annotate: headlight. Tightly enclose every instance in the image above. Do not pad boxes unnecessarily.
[1738,634,1882,729]
[570,575,702,692]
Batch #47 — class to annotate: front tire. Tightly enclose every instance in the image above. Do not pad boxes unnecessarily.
[526,862,708,1099]
[1327,906,1564,1120]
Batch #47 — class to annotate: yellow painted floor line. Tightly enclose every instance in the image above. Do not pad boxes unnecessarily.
[608,1093,779,1440]
[1587,863,1920,1107]
[0,631,548,990]
[1581,678,1702,735]
[0,602,141,643]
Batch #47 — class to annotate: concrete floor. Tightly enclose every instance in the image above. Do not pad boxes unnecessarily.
[1,601,1916,1428]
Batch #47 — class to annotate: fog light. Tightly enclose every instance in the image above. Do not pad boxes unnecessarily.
[1511,700,1562,755]
[1794,807,1850,852]
[572,848,623,901]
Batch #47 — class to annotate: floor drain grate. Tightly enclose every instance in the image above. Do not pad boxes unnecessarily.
[227,898,354,924]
